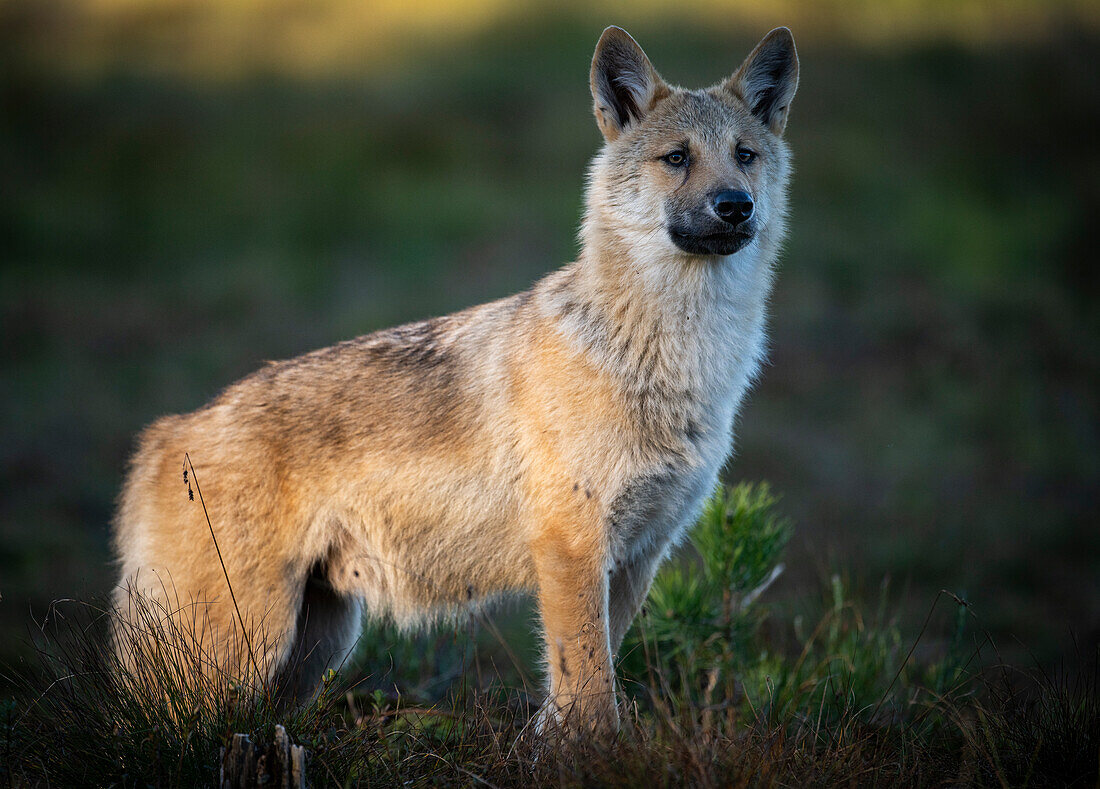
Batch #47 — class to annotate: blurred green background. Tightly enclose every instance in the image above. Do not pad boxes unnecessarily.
[1,0,1097,676]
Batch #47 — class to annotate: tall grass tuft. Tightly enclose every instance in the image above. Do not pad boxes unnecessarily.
[0,590,366,785]
[965,653,1100,787]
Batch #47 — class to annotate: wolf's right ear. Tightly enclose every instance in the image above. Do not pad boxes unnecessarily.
[725,27,799,135]
[590,26,670,142]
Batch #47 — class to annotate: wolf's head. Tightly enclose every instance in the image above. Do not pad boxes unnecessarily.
[584,27,798,263]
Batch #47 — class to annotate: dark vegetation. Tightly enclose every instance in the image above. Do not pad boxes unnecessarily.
[1,4,1098,785]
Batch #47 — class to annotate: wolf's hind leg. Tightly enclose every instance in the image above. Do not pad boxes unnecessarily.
[108,567,304,715]
[275,564,364,705]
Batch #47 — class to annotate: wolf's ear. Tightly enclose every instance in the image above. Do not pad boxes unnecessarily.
[590,26,670,142]
[725,27,799,135]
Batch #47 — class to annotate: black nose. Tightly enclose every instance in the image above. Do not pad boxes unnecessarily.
[713,190,754,225]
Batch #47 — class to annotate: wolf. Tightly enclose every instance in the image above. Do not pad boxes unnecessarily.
[111,25,798,735]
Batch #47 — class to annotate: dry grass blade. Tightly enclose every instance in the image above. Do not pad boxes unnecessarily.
[184,452,271,707]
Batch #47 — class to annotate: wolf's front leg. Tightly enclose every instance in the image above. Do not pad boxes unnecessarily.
[608,544,668,655]
[531,530,618,736]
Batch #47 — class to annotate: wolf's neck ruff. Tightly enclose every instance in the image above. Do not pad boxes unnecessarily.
[548,211,778,413]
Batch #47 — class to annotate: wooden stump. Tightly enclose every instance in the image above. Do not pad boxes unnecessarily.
[219,724,309,788]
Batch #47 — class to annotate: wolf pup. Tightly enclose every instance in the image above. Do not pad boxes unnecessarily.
[112,26,798,735]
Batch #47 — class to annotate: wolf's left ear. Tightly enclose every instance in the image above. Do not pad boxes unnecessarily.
[725,27,799,135]
[590,26,670,142]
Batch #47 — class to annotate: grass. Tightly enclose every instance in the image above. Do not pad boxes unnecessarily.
[2,484,1096,786]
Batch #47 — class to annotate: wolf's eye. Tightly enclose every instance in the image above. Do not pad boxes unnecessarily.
[662,151,688,167]
[736,146,756,165]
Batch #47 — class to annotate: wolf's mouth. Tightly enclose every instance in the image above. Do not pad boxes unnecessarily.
[668,228,754,256]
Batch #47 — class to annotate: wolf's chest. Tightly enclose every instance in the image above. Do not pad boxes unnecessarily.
[606,377,748,560]
[604,441,725,565]
[610,292,769,555]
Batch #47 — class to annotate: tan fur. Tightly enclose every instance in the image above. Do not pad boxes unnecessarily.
[112,26,799,735]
